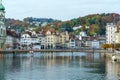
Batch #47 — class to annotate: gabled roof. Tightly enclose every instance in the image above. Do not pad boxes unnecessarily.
[42,28,56,35]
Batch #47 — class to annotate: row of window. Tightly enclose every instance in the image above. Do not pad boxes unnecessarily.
[0,28,6,36]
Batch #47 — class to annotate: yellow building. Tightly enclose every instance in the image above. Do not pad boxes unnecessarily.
[44,28,69,49]
[59,31,69,48]
[115,31,120,43]
[116,21,120,43]
[44,28,59,49]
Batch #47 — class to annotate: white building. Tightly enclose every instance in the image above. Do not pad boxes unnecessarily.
[69,38,75,48]
[77,31,87,40]
[73,25,82,30]
[106,23,117,44]
[0,0,6,49]
[31,35,40,50]
[92,40,100,49]
[37,33,45,49]
[20,33,31,50]
[20,32,40,50]
[21,34,30,45]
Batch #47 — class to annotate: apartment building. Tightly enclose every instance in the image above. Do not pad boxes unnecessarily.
[106,23,117,44]
[44,28,58,49]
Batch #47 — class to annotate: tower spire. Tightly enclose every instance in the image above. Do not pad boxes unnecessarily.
[0,0,2,4]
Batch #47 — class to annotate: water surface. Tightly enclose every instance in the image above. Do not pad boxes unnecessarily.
[0,52,119,80]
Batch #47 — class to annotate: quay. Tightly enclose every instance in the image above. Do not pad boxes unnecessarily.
[105,52,120,63]
[0,49,106,53]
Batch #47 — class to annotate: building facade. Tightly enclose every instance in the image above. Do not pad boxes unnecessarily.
[106,23,117,44]
[115,31,120,43]
[115,21,120,43]
[60,31,69,48]
[69,38,75,48]
[20,32,40,50]
[37,33,45,49]
[0,1,6,49]
[45,30,58,49]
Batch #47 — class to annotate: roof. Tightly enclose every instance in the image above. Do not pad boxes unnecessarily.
[82,36,99,41]
[42,28,56,35]
[0,3,5,11]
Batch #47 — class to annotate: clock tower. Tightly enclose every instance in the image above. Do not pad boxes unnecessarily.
[0,0,5,22]
[0,0,6,49]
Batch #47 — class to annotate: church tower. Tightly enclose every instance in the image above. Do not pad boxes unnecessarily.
[0,0,6,49]
[0,0,5,22]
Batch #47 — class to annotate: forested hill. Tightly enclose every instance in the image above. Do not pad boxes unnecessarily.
[5,13,120,36]
[50,13,120,36]
[5,17,58,32]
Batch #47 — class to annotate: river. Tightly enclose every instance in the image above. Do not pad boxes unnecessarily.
[0,52,119,80]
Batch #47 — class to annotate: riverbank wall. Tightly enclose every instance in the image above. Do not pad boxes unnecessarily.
[0,49,106,53]
[104,52,120,63]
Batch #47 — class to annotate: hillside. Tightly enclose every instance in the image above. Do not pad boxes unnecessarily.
[50,13,120,36]
[5,13,120,35]
[5,18,59,32]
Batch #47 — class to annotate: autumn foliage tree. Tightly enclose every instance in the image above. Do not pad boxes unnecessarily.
[4,13,120,36]
[101,44,112,49]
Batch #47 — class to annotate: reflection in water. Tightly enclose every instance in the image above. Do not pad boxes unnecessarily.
[0,52,119,80]
[106,58,120,80]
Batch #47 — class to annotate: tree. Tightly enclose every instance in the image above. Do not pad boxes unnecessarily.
[89,24,100,36]
[101,44,110,49]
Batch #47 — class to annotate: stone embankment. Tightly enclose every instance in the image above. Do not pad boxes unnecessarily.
[0,49,106,53]
[104,52,120,63]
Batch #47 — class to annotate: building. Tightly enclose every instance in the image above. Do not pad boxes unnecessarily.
[44,28,58,49]
[20,31,40,50]
[69,38,75,48]
[43,28,69,49]
[92,40,100,49]
[76,31,87,40]
[115,31,120,43]
[81,36,101,48]
[20,33,31,50]
[37,32,45,49]
[59,31,69,48]
[69,35,81,48]
[5,35,14,50]
[31,31,40,50]
[106,23,117,44]
[0,0,6,49]
[4,29,21,50]
[115,21,120,43]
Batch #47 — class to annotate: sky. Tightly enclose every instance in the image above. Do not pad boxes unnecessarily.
[2,0,120,21]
